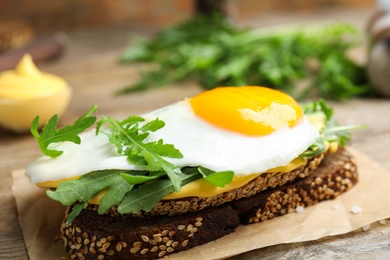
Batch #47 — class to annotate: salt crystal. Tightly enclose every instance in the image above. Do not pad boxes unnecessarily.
[332,204,340,210]
[361,224,371,232]
[351,205,362,214]
[295,206,304,213]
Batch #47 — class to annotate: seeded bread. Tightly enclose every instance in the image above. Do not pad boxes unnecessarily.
[61,148,358,259]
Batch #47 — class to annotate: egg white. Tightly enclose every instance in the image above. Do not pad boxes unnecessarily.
[26,100,319,184]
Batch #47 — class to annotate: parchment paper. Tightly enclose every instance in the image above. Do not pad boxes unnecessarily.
[12,149,390,259]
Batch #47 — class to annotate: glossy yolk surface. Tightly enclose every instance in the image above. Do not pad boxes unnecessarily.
[190,86,303,136]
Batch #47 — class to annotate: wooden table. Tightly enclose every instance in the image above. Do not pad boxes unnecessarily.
[1,9,390,259]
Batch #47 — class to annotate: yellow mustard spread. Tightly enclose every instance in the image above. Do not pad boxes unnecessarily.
[0,54,71,131]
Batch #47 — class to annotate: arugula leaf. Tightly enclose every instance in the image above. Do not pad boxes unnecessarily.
[118,170,201,214]
[302,100,366,155]
[120,171,165,184]
[301,137,327,157]
[66,201,87,225]
[46,170,131,205]
[98,177,134,214]
[198,167,234,187]
[31,106,97,158]
[97,116,184,192]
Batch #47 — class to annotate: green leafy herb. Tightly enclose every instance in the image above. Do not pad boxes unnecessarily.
[46,170,133,206]
[118,170,201,214]
[96,116,184,191]
[198,167,234,187]
[31,106,97,158]
[120,171,165,184]
[66,201,87,225]
[302,99,366,156]
[119,15,374,100]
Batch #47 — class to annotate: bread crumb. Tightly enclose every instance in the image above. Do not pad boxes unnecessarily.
[295,206,304,213]
[361,224,371,232]
[332,204,340,210]
[351,205,362,214]
[379,219,387,225]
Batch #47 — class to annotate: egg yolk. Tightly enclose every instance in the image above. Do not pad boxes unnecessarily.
[190,86,303,136]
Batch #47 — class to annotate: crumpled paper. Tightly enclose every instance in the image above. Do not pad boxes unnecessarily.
[12,149,390,259]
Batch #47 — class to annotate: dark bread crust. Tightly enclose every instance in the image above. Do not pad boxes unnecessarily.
[61,148,358,259]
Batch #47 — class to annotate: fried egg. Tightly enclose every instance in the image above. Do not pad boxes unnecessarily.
[26,86,319,184]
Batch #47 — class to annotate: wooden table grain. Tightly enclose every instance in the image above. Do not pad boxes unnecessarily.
[1,9,390,259]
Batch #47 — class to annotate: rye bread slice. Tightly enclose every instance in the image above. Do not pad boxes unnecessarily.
[60,148,358,260]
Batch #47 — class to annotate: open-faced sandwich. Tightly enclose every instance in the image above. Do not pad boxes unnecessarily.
[26,86,362,259]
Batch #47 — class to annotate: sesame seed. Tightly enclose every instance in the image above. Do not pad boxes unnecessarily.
[107,250,115,256]
[158,251,166,258]
[121,242,128,248]
[150,246,158,252]
[75,227,81,233]
[195,221,202,227]
[190,227,198,234]
[177,225,185,230]
[141,235,149,242]
[102,242,110,250]
[140,248,149,255]
[168,231,176,237]
[167,247,174,253]
[133,241,142,247]
[116,243,122,252]
[181,239,189,247]
[172,241,179,248]
[97,255,104,260]
[159,245,167,251]
[166,240,173,247]
[130,247,140,254]
[89,247,97,254]
[186,224,193,232]
[161,230,169,236]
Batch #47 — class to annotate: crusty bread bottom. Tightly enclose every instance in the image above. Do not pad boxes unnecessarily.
[60,148,358,260]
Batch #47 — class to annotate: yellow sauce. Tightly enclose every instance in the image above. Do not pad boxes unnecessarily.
[0,54,71,131]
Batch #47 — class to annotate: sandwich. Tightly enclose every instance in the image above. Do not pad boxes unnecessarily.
[26,86,362,259]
